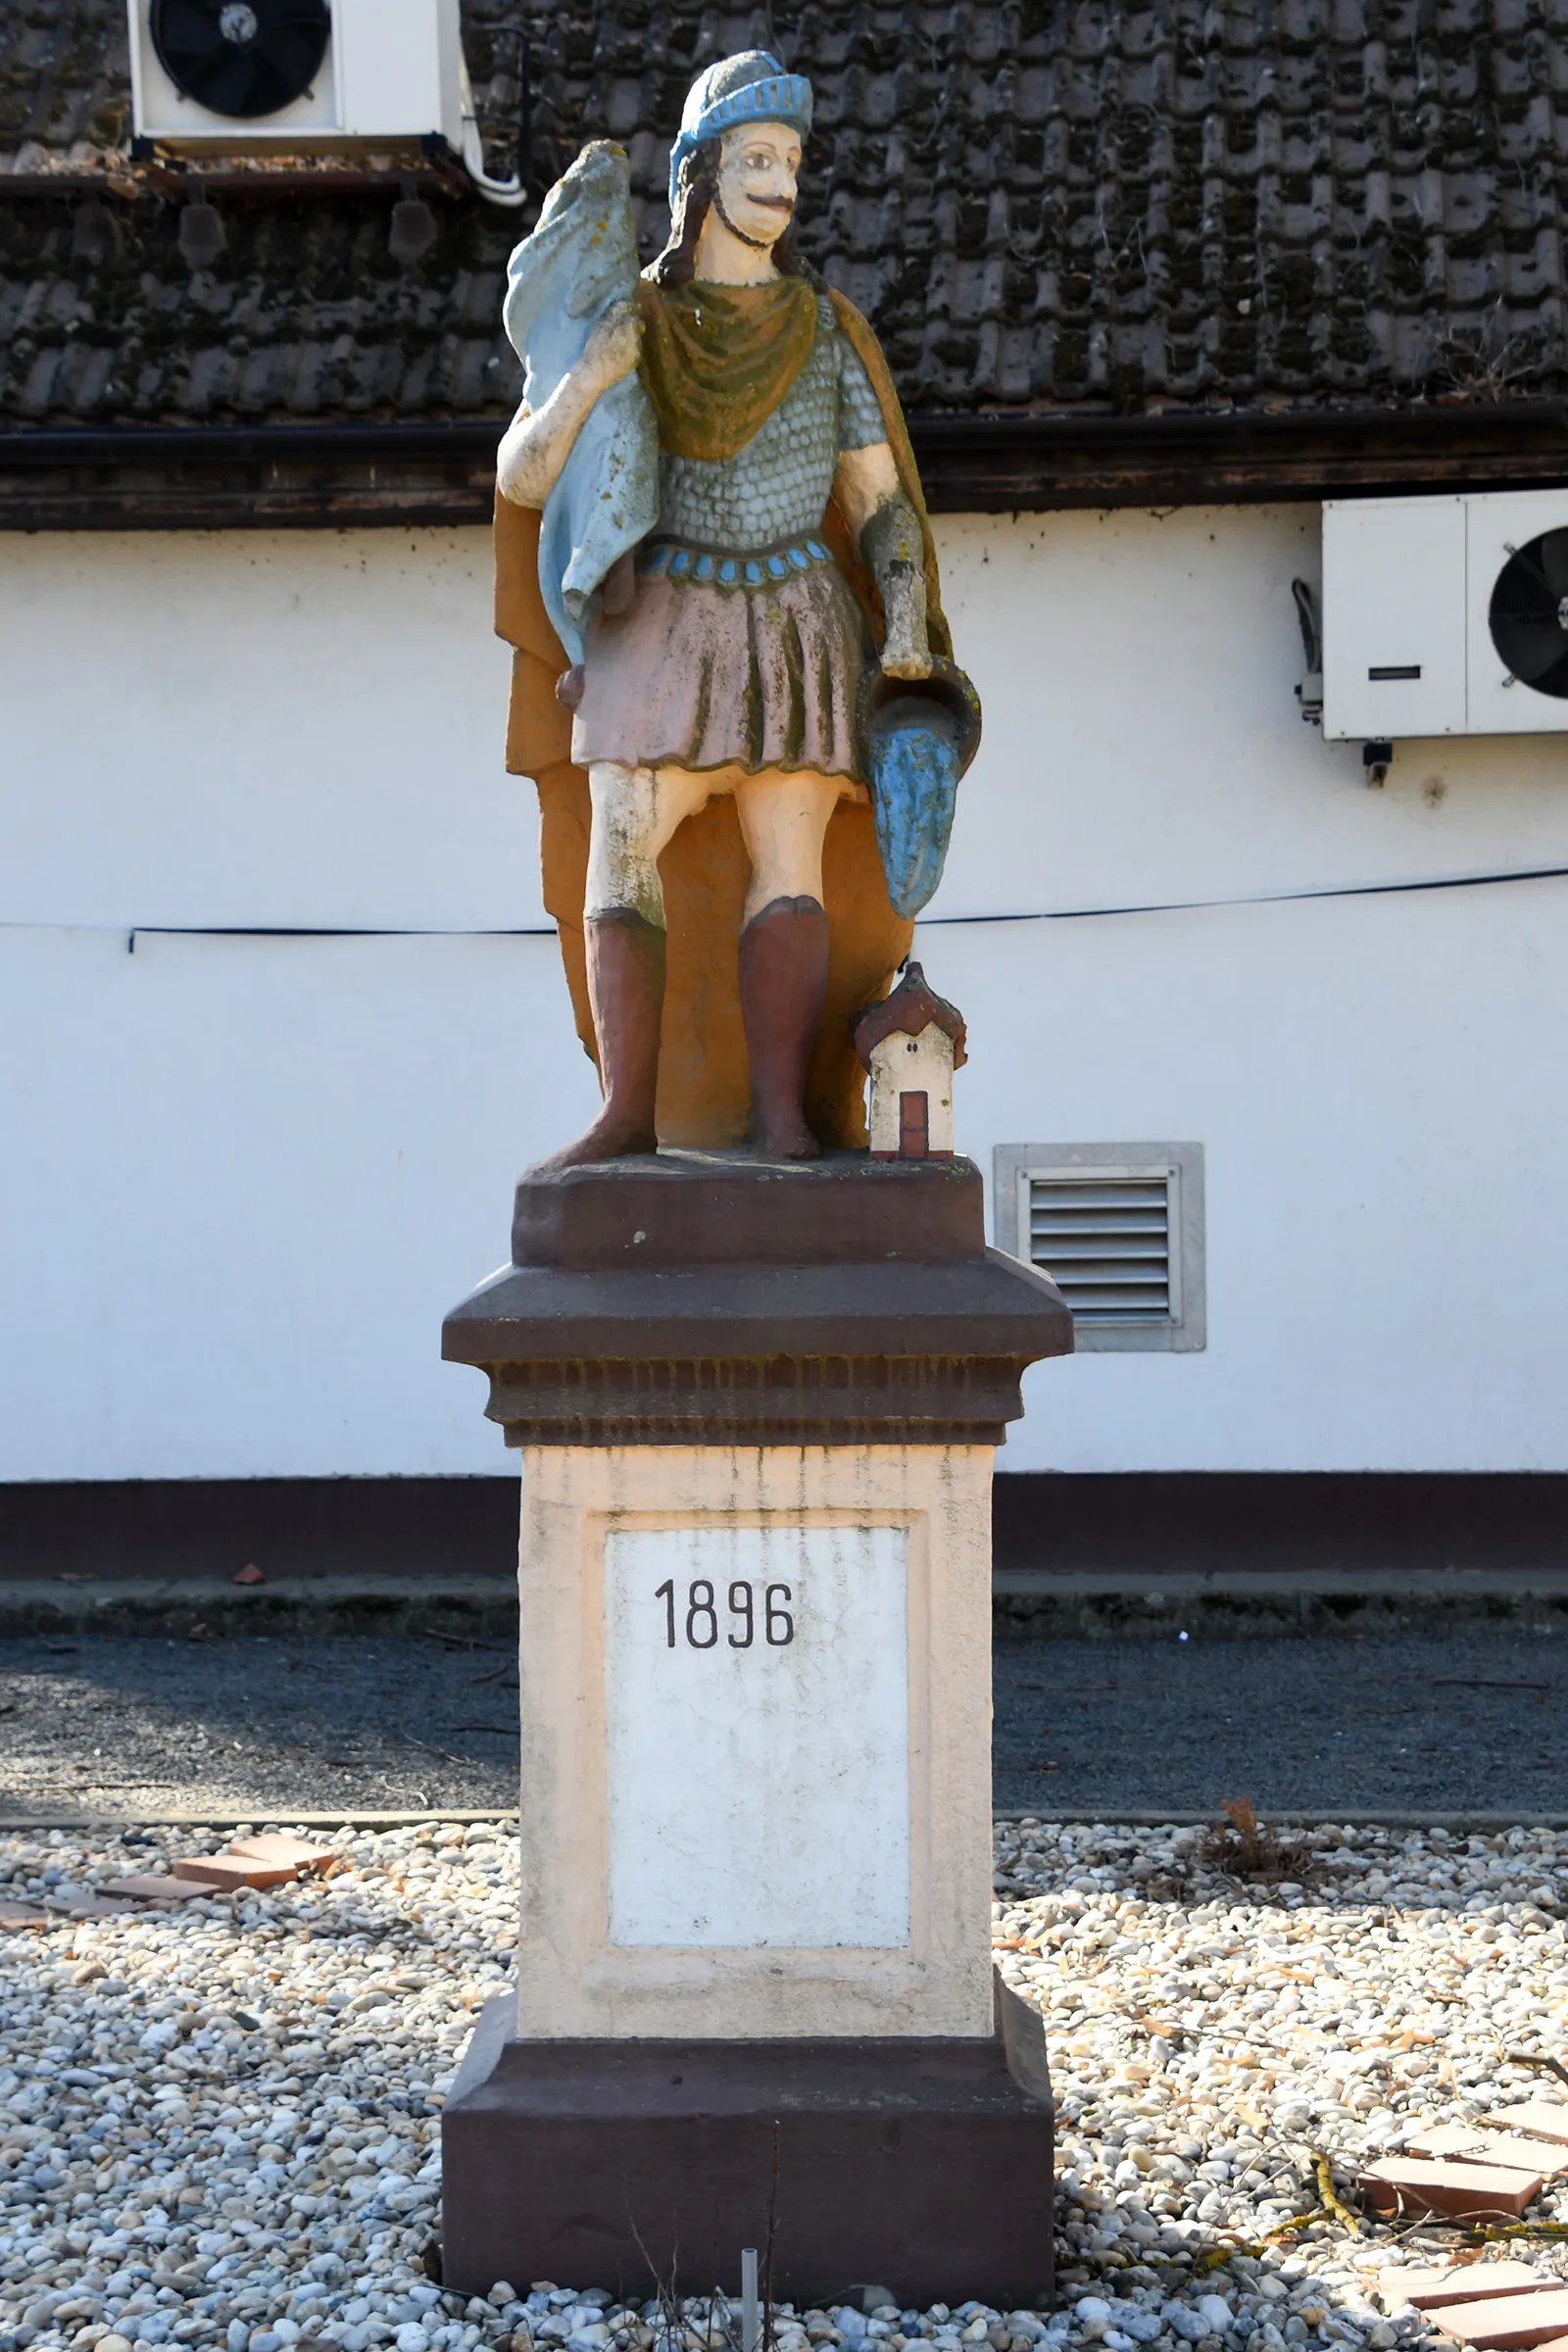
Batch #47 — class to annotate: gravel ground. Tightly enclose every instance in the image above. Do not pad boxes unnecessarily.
[4,1817,1568,2350]
[3,1631,1567,1823]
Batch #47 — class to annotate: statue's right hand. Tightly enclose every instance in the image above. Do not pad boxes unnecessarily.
[577,301,644,396]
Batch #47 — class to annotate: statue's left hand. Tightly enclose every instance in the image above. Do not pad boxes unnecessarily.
[575,300,644,399]
[881,649,935,681]
[497,299,645,508]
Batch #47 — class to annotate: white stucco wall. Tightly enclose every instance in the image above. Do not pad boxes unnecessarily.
[0,530,542,932]
[4,512,1567,1479]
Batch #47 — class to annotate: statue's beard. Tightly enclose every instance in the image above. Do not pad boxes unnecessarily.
[713,190,790,251]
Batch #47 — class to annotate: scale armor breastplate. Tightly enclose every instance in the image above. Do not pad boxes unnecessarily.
[655,296,884,554]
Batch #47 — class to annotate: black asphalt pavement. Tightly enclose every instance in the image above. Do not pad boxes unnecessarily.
[0,1625,1565,1818]
[992,1627,1568,1814]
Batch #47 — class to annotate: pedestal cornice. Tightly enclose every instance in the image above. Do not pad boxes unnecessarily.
[441,1152,1072,1447]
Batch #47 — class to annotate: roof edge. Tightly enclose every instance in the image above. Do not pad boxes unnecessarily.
[912,397,1568,512]
[5,402,1568,528]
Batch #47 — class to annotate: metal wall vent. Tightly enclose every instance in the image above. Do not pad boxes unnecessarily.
[1027,1170,1174,1325]
[993,1144,1206,1353]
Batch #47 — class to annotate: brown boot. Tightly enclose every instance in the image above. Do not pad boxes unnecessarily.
[738,896,829,1159]
[530,911,664,1173]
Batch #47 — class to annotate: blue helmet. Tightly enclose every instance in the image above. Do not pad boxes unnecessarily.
[666,50,812,212]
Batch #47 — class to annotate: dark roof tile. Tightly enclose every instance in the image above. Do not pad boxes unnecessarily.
[8,0,1568,428]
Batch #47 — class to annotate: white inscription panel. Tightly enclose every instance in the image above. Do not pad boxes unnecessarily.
[603,1523,909,1948]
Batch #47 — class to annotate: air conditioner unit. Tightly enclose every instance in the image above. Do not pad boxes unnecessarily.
[1320,489,1568,741]
[127,0,520,198]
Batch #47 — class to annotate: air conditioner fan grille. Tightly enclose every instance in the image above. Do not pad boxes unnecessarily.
[1489,526,1568,699]
[151,0,331,122]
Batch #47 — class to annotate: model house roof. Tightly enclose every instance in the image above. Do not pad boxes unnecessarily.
[7,0,1568,514]
[853,964,969,1073]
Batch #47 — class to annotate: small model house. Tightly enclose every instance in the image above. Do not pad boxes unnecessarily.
[853,963,967,1160]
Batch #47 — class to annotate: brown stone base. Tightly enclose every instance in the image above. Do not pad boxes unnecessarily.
[440,1987,1054,2307]
[444,1152,1071,1449]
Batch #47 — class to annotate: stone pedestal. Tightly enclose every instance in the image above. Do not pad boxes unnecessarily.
[441,1984,1054,2307]
[439,1152,1070,2301]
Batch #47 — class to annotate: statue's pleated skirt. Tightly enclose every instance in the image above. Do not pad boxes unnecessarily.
[572,557,871,781]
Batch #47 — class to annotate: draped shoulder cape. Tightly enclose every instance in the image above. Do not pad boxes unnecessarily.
[494,281,946,1151]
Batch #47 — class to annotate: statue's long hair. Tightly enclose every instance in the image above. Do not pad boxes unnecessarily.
[650,135,817,287]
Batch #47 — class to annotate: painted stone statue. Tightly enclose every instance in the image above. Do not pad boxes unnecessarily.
[494,50,978,1166]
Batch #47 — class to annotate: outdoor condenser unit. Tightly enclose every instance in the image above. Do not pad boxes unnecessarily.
[1318,489,1568,745]
[127,0,522,199]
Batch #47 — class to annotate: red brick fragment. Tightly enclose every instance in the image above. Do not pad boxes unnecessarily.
[1483,2104,1568,2147]
[232,1562,266,1584]
[1410,2126,1568,2179]
[100,1874,209,1904]
[1381,2267,1553,2312]
[44,1890,138,1919]
[172,1854,299,1891]
[225,1834,331,1872]
[1360,2157,1543,2222]
[1434,2291,1568,2349]
[0,1899,51,1928]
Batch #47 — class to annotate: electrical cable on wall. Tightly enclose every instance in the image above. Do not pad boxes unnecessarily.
[7,852,1568,950]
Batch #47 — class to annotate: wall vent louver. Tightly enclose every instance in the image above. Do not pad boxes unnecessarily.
[992,1143,1206,1353]
[1027,1170,1173,1325]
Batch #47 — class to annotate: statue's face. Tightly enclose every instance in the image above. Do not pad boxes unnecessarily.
[715,120,801,243]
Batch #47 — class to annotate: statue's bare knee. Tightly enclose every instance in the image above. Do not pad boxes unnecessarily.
[586,761,715,924]
[734,769,844,926]
[585,762,664,925]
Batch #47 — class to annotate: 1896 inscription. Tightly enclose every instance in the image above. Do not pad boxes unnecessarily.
[605,1525,908,1946]
[653,1577,795,1649]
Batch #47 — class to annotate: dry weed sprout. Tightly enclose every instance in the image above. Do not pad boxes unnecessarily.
[1197,1797,1318,1887]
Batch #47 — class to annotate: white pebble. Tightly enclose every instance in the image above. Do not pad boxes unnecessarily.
[5,1813,1567,2352]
